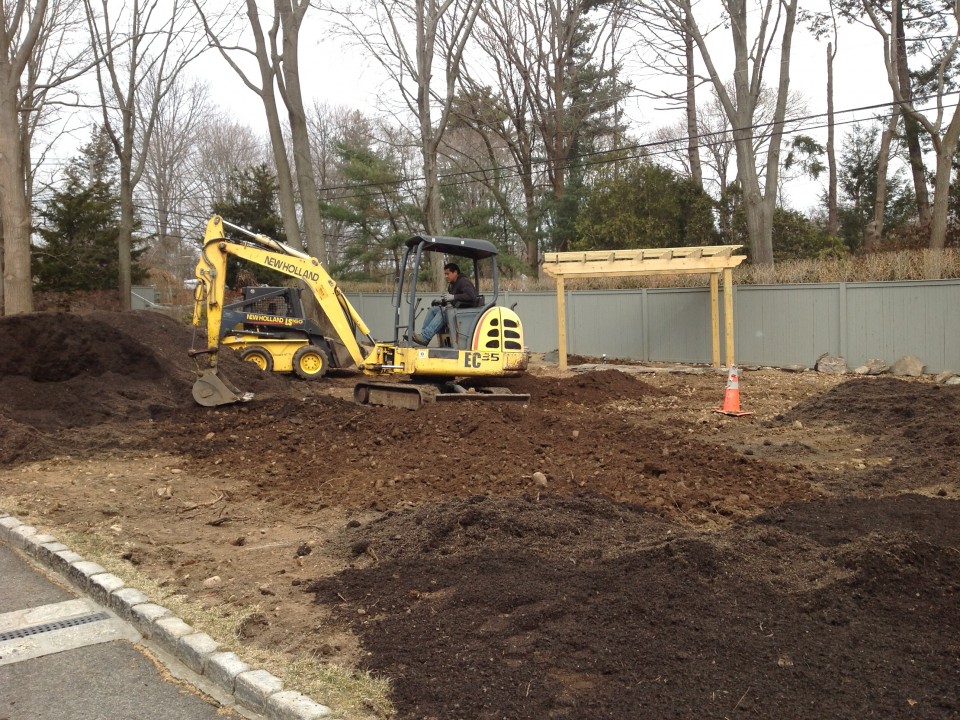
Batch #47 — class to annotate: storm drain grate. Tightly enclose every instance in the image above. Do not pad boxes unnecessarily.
[0,611,110,642]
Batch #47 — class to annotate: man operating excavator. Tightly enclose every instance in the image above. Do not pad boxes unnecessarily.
[412,262,477,346]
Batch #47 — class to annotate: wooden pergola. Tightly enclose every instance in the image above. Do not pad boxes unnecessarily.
[540,245,747,371]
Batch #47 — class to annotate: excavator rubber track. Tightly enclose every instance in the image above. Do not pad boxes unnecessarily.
[353,381,530,410]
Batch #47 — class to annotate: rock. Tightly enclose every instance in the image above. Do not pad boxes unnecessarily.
[571,430,580,439]
[792,420,803,429]
[815,354,848,374]
[935,371,957,385]
[202,575,222,588]
[892,355,925,376]
[946,376,960,386]
[532,471,548,488]
[853,359,889,375]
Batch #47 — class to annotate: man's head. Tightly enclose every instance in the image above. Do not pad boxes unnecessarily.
[443,262,461,281]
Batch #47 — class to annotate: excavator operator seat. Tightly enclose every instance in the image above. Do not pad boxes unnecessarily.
[438,297,493,350]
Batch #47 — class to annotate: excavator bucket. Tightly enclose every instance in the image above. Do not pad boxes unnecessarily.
[192,368,254,407]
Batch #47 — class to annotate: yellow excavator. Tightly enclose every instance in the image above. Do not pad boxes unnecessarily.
[190,216,529,409]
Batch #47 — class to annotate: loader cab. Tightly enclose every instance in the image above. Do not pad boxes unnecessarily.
[394,235,500,350]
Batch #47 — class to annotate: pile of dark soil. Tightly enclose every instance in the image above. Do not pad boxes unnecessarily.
[1,310,958,720]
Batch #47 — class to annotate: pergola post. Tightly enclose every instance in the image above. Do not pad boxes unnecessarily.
[710,272,720,368]
[556,276,567,371]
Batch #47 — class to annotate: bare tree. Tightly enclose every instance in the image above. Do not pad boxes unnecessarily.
[1,0,88,314]
[307,102,376,266]
[859,0,959,252]
[332,0,480,288]
[84,0,205,309]
[648,0,800,266]
[189,112,270,216]
[139,76,206,281]
[195,1,328,262]
[630,3,707,189]
[864,106,900,251]
[461,0,627,268]
[458,0,544,272]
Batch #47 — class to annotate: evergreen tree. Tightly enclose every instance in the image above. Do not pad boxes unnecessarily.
[32,127,145,291]
[211,164,288,287]
[836,123,914,251]
[319,141,416,281]
[573,161,718,250]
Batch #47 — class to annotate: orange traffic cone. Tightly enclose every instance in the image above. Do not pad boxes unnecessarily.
[713,366,753,416]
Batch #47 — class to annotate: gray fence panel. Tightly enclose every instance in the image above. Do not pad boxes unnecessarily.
[846,281,960,371]
[734,284,842,368]
[348,279,960,372]
[499,292,557,351]
[564,291,644,358]
[644,288,714,363]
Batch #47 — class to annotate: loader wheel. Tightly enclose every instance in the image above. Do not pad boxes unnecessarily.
[292,345,329,380]
[240,347,273,373]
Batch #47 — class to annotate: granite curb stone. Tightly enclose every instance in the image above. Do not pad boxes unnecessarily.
[109,586,151,620]
[0,516,22,536]
[67,559,108,592]
[153,615,194,653]
[0,510,337,720]
[179,632,221,674]
[88,571,126,606]
[22,533,58,556]
[236,669,285,713]
[266,691,333,720]
[9,523,37,549]
[206,651,252,694]
[131,602,172,637]
[50,549,84,574]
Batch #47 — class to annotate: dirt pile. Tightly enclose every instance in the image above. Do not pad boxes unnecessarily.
[1,310,958,720]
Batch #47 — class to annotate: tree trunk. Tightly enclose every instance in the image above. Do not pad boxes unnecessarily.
[894,5,931,227]
[738,152,773,265]
[0,97,32,314]
[826,42,838,237]
[866,106,899,252]
[682,0,798,267]
[684,14,702,189]
[929,111,960,254]
[277,0,326,263]
[117,173,134,310]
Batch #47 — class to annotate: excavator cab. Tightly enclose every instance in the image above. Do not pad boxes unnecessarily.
[393,235,509,351]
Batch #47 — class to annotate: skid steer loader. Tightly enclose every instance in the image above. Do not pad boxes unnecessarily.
[190,216,530,409]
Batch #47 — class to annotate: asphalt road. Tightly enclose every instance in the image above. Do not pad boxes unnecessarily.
[0,543,242,720]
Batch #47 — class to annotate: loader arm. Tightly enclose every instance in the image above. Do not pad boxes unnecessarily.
[193,216,373,369]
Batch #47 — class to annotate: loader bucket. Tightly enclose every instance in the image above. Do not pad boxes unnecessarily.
[192,368,254,407]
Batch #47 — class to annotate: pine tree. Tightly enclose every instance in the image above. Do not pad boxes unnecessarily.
[33,128,145,291]
[211,164,288,287]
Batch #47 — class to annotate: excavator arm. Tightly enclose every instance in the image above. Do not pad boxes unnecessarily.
[190,216,375,405]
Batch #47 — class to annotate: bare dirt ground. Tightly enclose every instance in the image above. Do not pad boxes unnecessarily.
[1,310,958,719]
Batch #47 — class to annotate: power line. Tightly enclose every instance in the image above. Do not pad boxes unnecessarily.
[31,92,954,238]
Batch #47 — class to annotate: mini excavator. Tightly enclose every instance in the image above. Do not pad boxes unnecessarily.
[190,216,529,409]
